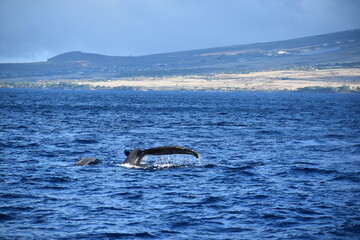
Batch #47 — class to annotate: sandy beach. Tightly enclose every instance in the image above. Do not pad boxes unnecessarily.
[78,68,360,91]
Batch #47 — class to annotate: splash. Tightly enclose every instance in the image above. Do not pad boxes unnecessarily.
[117,155,202,169]
[149,155,201,167]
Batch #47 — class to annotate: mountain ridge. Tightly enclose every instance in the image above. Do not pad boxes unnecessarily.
[1,28,360,79]
[47,28,360,61]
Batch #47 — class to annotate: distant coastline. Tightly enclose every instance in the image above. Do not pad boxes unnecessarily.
[1,29,360,93]
[1,67,359,93]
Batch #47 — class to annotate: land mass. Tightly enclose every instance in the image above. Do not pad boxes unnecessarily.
[1,29,360,92]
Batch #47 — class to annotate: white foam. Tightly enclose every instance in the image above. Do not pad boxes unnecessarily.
[116,155,202,169]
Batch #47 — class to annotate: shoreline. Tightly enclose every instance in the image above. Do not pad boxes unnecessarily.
[1,68,360,93]
[80,68,360,92]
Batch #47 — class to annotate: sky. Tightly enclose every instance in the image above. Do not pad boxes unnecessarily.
[0,0,360,63]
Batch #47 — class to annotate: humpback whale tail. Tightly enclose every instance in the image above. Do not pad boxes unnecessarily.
[124,146,199,166]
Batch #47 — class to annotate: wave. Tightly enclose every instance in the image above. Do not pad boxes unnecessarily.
[0,213,13,221]
[74,139,99,144]
[332,174,360,183]
[290,167,339,175]
[76,232,157,239]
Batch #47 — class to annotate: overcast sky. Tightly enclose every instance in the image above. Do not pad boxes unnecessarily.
[0,0,359,63]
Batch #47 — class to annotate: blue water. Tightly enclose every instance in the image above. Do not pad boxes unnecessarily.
[1,89,360,239]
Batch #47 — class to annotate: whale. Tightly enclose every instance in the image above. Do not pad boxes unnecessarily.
[75,157,99,166]
[123,146,199,166]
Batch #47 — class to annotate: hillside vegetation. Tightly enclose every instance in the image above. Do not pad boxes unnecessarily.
[1,29,360,92]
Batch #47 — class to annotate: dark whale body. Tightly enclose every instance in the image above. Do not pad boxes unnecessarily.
[124,146,199,166]
[75,157,99,166]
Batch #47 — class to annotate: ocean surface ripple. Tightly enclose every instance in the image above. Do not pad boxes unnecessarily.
[0,89,359,239]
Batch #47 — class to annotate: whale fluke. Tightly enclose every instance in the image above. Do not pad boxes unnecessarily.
[124,146,199,166]
[75,157,99,166]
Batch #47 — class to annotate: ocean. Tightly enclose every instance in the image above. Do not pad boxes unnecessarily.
[0,89,359,239]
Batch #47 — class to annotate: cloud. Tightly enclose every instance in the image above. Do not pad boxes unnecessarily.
[0,0,359,62]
